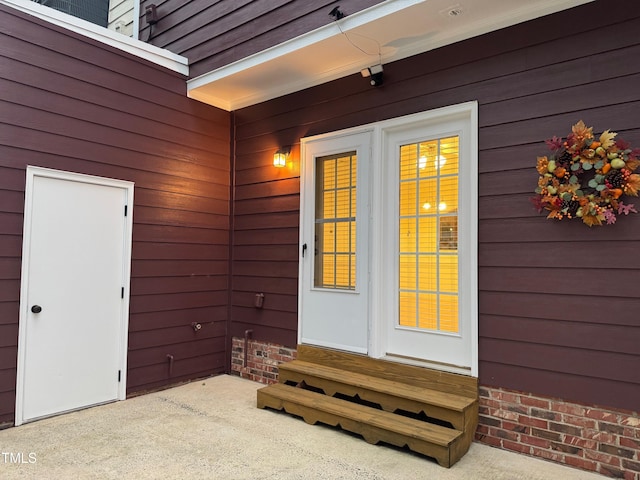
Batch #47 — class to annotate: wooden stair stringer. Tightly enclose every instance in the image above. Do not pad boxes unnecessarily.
[257,383,460,467]
[256,345,479,468]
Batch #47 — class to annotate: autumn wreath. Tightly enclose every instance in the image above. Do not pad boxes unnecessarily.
[533,120,640,226]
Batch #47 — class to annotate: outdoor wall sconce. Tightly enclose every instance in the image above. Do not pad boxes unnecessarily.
[361,64,384,87]
[273,148,289,168]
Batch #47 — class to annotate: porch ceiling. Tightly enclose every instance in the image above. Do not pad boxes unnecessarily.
[187,0,593,111]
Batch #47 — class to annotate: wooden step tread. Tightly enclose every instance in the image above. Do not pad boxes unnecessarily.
[258,383,461,447]
[279,360,474,412]
[296,345,477,399]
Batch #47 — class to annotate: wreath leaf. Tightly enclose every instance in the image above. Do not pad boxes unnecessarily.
[582,213,603,227]
[625,174,640,196]
[625,158,640,171]
[572,120,593,141]
[599,129,617,149]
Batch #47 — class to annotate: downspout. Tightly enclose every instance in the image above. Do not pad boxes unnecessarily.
[225,111,236,374]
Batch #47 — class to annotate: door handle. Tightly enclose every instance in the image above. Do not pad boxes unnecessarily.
[302,243,307,257]
[31,305,42,314]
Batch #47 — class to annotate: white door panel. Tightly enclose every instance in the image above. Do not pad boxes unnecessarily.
[378,105,478,375]
[299,131,371,353]
[16,167,133,424]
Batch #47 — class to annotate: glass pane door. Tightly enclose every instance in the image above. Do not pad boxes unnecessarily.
[398,136,459,334]
[314,152,357,290]
[299,131,371,354]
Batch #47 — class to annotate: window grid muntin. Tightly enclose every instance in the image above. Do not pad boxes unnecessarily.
[314,152,357,289]
[399,137,459,332]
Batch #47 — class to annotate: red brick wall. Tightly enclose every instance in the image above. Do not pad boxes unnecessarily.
[477,386,640,479]
[230,337,296,384]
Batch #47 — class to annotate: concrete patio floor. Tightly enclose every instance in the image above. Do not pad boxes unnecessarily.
[0,374,605,479]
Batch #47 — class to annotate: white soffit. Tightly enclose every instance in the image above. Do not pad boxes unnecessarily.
[188,0,594,111]
[1,0,188,75]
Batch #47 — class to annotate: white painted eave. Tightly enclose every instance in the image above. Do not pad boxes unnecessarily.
[188,0,594,111]
[1,0,188,76]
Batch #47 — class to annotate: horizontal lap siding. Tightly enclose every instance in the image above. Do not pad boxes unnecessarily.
[233,0,640,411]
[142,0,384,77]
[0,6,229,424]
[231,157,300,346]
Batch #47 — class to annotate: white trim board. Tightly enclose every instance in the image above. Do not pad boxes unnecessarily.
[0,0,188,75]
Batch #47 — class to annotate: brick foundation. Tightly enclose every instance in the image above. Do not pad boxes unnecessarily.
[477,386,640,480]
[230,339,639,478]
[231,337,297,384]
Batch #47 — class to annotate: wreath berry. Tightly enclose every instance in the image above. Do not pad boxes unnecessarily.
[533,120,640,226]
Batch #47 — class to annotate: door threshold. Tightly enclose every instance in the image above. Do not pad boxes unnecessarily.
[20,398,117,425]
[382,353,473,377]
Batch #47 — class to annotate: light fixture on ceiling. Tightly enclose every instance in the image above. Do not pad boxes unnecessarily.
[273,147,289,168]
[360,64,384,87]
[419,154,446,170]
[439,4,464,18]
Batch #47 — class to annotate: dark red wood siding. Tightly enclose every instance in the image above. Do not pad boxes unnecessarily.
[0,5,230,425]
[231,0,640,412]
[141,0,384,78]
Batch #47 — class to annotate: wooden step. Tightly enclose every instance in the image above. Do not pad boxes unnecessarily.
[278,360,474,430]
[256,345,478,467]
[257,383,462,467]
[297,345,477,399]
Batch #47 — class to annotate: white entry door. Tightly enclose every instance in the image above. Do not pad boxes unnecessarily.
[377,105,478,376]
[15,167,133,425]
[299,131,371,353]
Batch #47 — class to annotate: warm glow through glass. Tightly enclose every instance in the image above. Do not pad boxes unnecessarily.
[273,151,287,168]
[399,137,459,333]
[314,152,357,290]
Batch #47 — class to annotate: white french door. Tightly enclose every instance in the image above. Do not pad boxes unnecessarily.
[298,131,372,353]
[376,107,477,375]
[300,102,478,376]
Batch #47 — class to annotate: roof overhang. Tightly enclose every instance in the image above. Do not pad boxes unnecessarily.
[187,0,593,111]
[1,0,188,75]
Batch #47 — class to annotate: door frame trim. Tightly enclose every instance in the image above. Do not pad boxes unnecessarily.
[15,166,134,426]
[299,101,478,377]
